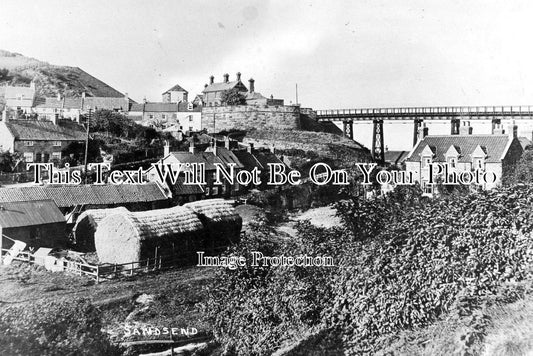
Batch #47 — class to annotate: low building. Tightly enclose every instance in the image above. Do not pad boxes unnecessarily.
[129,101,202,133]
[0,118,86,163]
[0,200,66,251]
[3,83,36,114]
[405,122,523,193]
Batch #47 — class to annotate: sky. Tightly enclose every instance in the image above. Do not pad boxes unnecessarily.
[1,0,533,149]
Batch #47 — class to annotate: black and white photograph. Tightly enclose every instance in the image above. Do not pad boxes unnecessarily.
[1,1,533,355]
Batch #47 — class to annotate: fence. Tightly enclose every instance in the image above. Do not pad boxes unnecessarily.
[0,248,194,283]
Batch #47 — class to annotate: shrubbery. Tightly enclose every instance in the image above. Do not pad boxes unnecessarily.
[0,298,121,355]
[204,186,533,355]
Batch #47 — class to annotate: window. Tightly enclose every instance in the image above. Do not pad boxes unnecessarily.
[52,152,61,161]
[53,141,62,147]
[422,156,431,168]
[189,115,193,122]
[189,126,193,132]
[35,153,42,162]
[149,114,154,119]
[447,157,457,168]
[162,114,166,119]
[24,141,34,147]
[205,187,210,196]
[474,158,483,170]
[422,182,434,195]
[23,152,33,162]
[212,186,219,195]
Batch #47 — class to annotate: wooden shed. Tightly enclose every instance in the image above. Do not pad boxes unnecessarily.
[0,200,66,252]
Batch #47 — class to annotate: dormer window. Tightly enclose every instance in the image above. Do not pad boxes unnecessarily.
[471,145,488,171]
[445,145,461,169]
[420,145,436,168]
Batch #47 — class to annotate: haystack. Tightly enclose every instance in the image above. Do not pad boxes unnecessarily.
[94,206,205,265]
[184,198,242,252]
[73,207,129,252]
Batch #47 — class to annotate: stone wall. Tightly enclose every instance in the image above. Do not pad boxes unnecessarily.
[201,105,301,132]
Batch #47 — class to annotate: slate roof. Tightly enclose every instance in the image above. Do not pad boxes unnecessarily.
[82,97,129,111]
[129,102,179,112]
[233,150,262,172]
[202,81,248,93]
[0,200,65,228]
[34,97,63,109]
[168,151,223,171]
[384,150,409,166]
[406,135,513,163]
[4,120,86,141]
[0,183,168,208]
[163,84,188,94]
[173,176,204,195]
[204,147,245,169]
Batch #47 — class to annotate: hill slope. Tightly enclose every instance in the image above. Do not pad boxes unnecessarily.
[0,49,124,98]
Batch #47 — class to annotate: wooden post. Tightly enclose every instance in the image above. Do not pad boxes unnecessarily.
[96,265,100,284]
[154,247,158,269]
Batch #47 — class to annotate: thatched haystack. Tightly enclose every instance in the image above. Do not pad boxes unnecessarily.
[94,206,205,265]
[73,207,129,252]
[184,198,242,252]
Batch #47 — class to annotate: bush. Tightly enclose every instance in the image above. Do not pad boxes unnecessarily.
[0,298,121,356]
[203,185,533,354]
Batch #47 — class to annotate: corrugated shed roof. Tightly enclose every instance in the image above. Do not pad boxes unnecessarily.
[0,183,168,208]
[202,81,248,93]
[406,135,512,163]
[4,120,86,141]
[0,200,64,228]
[163,84,188,94]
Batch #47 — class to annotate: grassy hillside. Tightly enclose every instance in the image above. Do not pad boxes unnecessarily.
[0,49,125,98]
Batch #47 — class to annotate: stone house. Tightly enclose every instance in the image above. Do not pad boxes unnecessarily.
[162,83,188,103]
[405,122,523,194]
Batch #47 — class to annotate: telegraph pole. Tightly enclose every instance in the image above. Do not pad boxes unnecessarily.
[84,108,92,184]
[295,83,298,105]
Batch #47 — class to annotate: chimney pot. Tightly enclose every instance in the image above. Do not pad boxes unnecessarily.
[508,121,518,139]
[189,140,197,154]
[236,72,241,81]
[164,140,170,157]
[209,76,214,85]
[223,73,229,83]
[248,78,255,93]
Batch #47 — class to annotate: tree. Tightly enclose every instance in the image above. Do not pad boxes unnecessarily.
[221,88,247,106]
[0,150,22,172]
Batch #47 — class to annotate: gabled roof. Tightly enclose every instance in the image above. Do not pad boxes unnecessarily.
[0,183,168,208]
[202,81,248,93]
[3,120,86,141]
[0,200,64,228]
[163,84,188,94]
[130,102,179,113]
[384,151,409,166]
[407,135,514,163]
[205,147,245,169]
[245,91,266,100]
[232,150,262,171]
[168,151,224,171]
[82,97,129,111]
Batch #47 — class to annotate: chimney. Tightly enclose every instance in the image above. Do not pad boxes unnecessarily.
[247,142,254,153]
[57,92,61,101]
[270,145,275,154]
[143,97,147,104]
[508,121,518,138]
[236,72,241,81]
[163,140,170,156]
[210,139,217,156]
[189,140,197,154]
[30,81,35,90]
[204,84,208,89]
[492,123,505,135]
[81,92,86,99]
[225,136,230,149]
[124,92,129,101]
[418,122,428,140]
[2,109,7,122]
[223,73,229,83]
[248,78,255,93]
[53,112,59,125]
[459,121,472,135]
[209,75,214,85]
